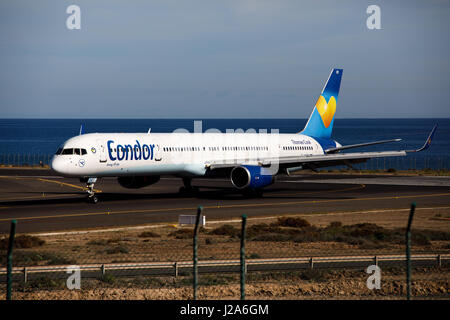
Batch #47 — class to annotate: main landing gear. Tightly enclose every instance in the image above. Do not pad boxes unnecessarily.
[179,178,199,195]
[85,177,98,203]
[242,188,264,198]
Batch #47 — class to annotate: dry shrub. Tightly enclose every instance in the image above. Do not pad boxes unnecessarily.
[0,235,45,249]
[209,224,240,237]
[138,231,161,238]
[169,227,206,239]
[273,217,311,228]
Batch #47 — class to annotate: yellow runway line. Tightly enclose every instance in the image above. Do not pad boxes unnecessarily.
[0,206,198,222]
[1,191,450,222]
[0,194,78,202]
[37,178,102,193]
[0,176,102,193]
[211,192,450,210]
[274,184,366,197]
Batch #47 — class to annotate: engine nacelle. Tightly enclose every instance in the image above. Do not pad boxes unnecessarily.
[230,165,275,189]
[117,175,160,189]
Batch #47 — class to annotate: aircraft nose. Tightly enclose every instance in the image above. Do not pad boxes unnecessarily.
[50,156,67,175]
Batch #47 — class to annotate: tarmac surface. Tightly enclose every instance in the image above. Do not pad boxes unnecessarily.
[1,168,450,234]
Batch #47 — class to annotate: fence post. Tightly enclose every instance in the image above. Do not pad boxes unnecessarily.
[406,202,416,300]
[240,214,247,300]
[193,206,202,300]
[23,267,27,283]
[6,220,17,300]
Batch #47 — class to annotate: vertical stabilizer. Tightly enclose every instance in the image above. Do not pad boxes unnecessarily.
[301,68,343,139]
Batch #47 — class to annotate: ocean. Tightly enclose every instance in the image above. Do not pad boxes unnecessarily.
[0,118,448,170]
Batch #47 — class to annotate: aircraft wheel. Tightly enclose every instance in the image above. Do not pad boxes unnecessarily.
[179,186,199,195]
[254,188,264,198]
[242,188,263,198]
[87,195,98,204]
[191,186,200,193]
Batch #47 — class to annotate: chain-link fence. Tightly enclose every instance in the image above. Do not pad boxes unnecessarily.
[0,154,52,167]
[1,204,449,300]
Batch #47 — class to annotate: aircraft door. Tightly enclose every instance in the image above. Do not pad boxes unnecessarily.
[154,144,162,161]
[96,140,107,162]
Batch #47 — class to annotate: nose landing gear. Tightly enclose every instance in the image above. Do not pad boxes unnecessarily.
[85,177,98,203]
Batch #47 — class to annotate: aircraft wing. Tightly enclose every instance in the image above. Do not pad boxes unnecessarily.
[206,125,437,173]
[324,139,402,154]
[206,150,406,172]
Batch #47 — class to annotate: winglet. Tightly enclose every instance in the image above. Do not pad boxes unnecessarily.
[79,124,84,135]
[407,125,437,153]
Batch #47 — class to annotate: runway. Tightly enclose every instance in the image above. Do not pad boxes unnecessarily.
[1,168,450,234]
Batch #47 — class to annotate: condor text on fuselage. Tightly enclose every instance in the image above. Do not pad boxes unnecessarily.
[107,140,156,162]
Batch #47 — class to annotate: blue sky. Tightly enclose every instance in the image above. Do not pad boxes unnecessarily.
[1,0,449,118]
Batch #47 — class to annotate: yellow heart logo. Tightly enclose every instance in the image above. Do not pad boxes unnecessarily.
[315,95,336,128]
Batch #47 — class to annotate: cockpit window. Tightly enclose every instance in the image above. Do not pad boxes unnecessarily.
[58,148,87,155]
[61,148,74,155]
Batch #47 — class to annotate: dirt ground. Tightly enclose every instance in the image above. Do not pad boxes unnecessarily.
[1,267,448,300]
[1,206,449,299]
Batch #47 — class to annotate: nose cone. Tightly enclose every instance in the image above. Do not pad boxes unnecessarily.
[50,156,68,175]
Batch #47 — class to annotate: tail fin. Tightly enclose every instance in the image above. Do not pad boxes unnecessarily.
[301,68,343,139]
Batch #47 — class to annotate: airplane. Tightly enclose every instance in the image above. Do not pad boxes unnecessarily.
[51,68,437,203]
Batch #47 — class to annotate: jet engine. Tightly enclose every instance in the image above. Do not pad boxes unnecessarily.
[230,165,275,190]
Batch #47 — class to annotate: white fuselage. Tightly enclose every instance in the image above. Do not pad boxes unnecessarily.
[51,132,337,178]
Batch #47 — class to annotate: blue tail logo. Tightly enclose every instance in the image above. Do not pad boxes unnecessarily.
[301,68,343,139]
